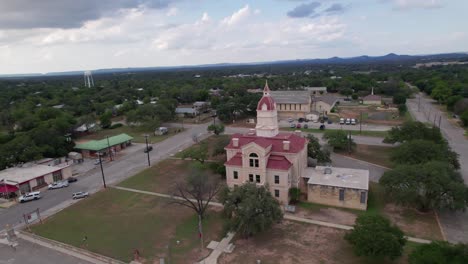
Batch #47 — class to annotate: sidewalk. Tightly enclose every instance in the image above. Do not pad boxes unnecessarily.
[111,186,432,244]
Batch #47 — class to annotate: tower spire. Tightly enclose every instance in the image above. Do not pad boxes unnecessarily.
[263,80,270,95]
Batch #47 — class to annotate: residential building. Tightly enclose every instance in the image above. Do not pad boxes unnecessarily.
[224,81,369,209]
[175,107,199,117]
[193,101,209,113]
[311,94,338,115]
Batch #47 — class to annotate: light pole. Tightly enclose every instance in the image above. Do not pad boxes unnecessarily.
[144,134,151,167]
[106,136,112,161]
[97,152,107,188]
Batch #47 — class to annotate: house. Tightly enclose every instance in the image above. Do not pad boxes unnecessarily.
[304,87,327,95]
[311,94,338,115]
[224,81,369,209]
[175,107,199,117]
[270,90,312,119]
[193,101,209,113]
[74,133,133,158]
[362,88,382,105]
[304,166,369,210]
[0,160,72,196]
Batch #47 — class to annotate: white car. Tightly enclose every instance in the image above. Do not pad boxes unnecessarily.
[339,118,345,125]
[48,181,69,190]
[288,118,294,123]
[72,192,89,199]
[94,159,101,165]
[351,118,356,125]
[345,118,351,125]
[19,192,41,203]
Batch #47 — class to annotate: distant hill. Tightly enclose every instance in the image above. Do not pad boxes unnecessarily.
[1,52,468,78]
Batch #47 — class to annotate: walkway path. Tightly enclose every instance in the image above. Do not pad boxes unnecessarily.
[198,232,236,264]
[110,186,432,245]
[407,92,468,243]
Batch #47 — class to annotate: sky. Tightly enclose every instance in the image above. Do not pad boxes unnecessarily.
[0,0,467,74]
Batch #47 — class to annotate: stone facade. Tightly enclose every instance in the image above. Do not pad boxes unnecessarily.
[307,184,368,210]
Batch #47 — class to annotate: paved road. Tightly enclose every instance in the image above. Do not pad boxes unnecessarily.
[0,122,211,231]
[277,119,393,131]
[0,238,91,264]
[407,92,468,243]
[225,126,392,147]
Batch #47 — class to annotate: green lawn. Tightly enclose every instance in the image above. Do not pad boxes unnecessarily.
[30,188,224,263]
[174,135,229,161]
[77,125,182,144]
[340,144,394,168]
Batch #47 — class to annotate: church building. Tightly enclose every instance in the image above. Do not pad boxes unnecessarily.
[224,82,369,210]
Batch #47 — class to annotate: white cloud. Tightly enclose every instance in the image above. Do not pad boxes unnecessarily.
[166,7,178,17]
[221,5,251,26]
[389,0,443,10]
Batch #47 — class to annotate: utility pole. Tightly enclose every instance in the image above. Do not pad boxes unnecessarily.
[418,94,421,112]
[359,111,362,134]
[438,115,442,128]
[144,134,151,167]
[98,152,106,188]
[433,115,437,126]
[106,136,112,161]
[347,131,352,154]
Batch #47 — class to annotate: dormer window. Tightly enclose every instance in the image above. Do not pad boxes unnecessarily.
[249,153,259,167]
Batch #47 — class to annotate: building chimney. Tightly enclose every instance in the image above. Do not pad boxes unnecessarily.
[283,141,290,151]
[232,138,239,147]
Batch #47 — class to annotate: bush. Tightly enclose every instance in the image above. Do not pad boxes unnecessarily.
[109,123,123,129]
[398,104,407,114]
[351,93,358,100]
[409,241,468,264]
[393,94,407,105]
[289,187,301,204]
[208,162,226,177]
[447,95,463,112]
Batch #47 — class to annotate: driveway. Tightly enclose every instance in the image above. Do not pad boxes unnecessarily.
[407,92,468,243]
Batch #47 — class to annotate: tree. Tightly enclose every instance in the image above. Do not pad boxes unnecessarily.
[384,121,444,144]
[461,110,468,127]
[207,124,225,135]
[220,183,283,238]
[351,93,358,100]
[379,161,468,211]
[446,95,463,112]
[212,136,230,156]
[398,104,407,115]
[181,143,208,164]
[306,134,331,163]
[289,187,301,204]
[99,111,112,129]
[409,241,468,264]
[345,214,406,260]
[323,130,354,152]
[391,140,460,169]
[431,82,452,103]
[170,164,221,249]
[393,93,407,105]
[341,88,353,98]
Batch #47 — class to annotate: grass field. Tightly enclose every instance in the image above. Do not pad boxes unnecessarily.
[174,135,229,161]
[339,144,394,168]
[219,220,416,264]
[77,125,182,144]
[118,159,224,194]
[30,188,224,263]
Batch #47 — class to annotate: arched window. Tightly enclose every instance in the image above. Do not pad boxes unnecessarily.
[249,153,259,167]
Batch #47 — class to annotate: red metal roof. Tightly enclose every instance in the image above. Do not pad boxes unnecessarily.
[225,153,292,171]
[226,133,307,154]
[267,155,292,170]
[257,96,276,110]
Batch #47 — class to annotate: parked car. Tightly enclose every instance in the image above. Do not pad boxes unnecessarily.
[319,124,326,130]
[72,192,89,199]
[48,181,69,190]
[67,177,78,183]
[296,123,301,128]
[303,124,309,129]
[339,118,345,125]
[327,120,333,124]
[351,119,356,125]
[144,146,153,153]
[19,192,41,203]
[298,118,305,123]
[290,123,296,128]
[288,118,294,123]
[345,118,351,125]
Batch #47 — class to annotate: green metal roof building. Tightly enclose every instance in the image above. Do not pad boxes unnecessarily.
[75,133,134,151]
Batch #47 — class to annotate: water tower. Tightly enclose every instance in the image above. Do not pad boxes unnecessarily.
[84,71,94,88]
